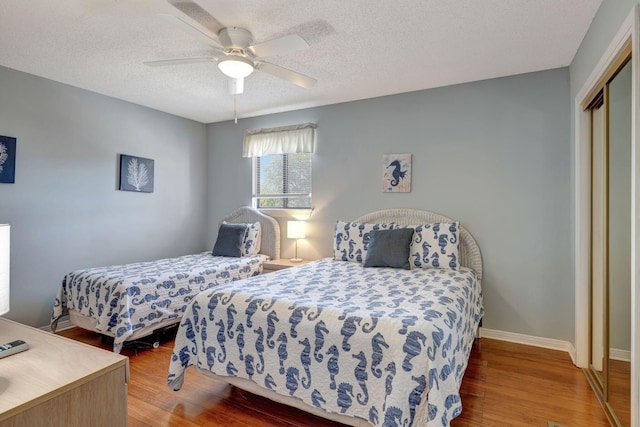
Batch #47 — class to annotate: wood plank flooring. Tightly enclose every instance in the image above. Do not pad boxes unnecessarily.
[57,328,611,426]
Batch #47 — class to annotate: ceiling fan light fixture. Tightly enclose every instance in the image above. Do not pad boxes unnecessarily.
[218,55,254,79]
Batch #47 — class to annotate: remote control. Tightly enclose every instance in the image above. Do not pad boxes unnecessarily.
[0,340,29,359]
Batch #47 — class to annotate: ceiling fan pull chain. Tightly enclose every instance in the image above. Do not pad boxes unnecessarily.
[234,94,238,124]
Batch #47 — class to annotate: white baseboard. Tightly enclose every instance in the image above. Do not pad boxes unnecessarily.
[479,327,578,365]
[610,348,631,362]
[40,316,73,333]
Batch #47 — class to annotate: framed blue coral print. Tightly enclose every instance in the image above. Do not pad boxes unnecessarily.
[0,135,16,184]
[119,154,154,193]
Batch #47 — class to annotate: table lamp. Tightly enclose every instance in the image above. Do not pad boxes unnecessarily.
[0,224,29,358]
[287,221,306,263]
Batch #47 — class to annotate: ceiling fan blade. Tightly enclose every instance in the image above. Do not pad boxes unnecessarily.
[144,57,217,67]
[257,62,317,89]
[159,14,224,51]
[249,34,309,58]
[167,0,225,35]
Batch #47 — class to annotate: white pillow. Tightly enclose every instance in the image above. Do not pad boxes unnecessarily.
[405,222,460,269]
[333,221,394,263]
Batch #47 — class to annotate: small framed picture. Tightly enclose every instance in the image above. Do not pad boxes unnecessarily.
[119,154,154,193]
[0,135,16,184]
[382,153,411,192]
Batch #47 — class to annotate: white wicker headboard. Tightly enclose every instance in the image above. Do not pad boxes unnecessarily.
[220,207,281,260]
[355,208,483,280]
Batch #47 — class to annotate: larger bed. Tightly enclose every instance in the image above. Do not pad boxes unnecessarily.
[51,207,280,353]
[168,209,483,427]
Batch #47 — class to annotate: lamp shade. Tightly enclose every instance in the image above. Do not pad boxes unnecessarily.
[218,55,254,79]
[287,221,306,239]
[0,224,9,315]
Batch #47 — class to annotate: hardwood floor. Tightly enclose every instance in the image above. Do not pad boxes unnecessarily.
[57,328,611,426]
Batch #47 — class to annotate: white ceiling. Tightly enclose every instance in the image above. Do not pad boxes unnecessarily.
[0,0,602,124]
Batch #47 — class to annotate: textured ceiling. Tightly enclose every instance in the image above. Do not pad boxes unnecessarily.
[0,0,602,124]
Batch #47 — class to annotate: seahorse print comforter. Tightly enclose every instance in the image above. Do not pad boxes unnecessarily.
[168,258,483,427]
[51,252,268,353]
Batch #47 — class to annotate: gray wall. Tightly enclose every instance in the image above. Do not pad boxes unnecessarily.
[0,65,208,328]
[208,68,573,341]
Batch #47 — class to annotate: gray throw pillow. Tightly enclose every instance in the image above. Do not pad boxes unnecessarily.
[363,228,414,269]
[212,223,247,257]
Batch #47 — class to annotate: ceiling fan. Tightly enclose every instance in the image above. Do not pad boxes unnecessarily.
[144,0,317,95]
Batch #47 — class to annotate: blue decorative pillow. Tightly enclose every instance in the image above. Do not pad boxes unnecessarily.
[333,221,394,263]
[212,223,247,257]
[405,222,460,269]
[363,228,414,269]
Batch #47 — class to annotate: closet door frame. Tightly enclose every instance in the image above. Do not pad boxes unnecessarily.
[574,6,639,427]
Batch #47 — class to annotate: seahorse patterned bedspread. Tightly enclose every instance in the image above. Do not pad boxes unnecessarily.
[168,258,483,427]
[51,252,268,353]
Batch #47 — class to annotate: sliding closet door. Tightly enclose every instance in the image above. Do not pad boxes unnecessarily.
[607,59,631,427]
[586,57,632,427]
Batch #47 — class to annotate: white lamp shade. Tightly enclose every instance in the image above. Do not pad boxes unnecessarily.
[287,221,306,239]
[218,56,254,79]
[0,224,9,315]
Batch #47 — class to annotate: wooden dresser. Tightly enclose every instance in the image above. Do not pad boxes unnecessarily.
[0,317,129,427]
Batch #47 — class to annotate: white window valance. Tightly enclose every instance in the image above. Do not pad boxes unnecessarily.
[242,123,316,158]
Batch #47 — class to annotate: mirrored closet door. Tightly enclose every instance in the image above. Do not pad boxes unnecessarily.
[586,55,631,427]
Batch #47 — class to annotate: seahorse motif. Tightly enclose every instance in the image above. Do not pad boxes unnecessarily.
[244,354,255,379]
[277,332,288,374]
[266,310,279,349]
[432,223,440,239]
[226,361,238,376]
[244,298,261,328]
[371,332,388,378]
[254,326,266,374]
[369,406,379,425]
[311,389,325,409]
[383,362,396,411]
[438,234,449,254]
[289,305,307,338]
[299,337,312,389]
[341,316,362,351]
[430,252,440,268]
[264,373,276,390]
[444,309,457,329]
[352,351,369,405]
[226,304,237,339]
[236,323,245,361]
[285,366,300,396]
[399,316,418,335]
[448,252,457,269]
[326,344,340,390]
[439,356,455,382]
[207,294,222,321]
[421,241,432,265]
[216,319,227,363]
[427,326,445,361]
[402,331,427,371]
[313,320,329,363]
[408,375,426,426]
[205,346,216,368]
[383,406,403,427]
[336,383,354,413]
[449,223,458,243]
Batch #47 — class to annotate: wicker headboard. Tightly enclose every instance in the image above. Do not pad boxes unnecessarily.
[355,208,483,280]
[220,207,281,260]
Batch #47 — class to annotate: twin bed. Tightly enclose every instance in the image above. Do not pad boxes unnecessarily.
[51,207,280,353]
[167,208,483,427]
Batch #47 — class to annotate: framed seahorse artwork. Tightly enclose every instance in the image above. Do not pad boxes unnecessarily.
[382,153,411,192]
[119,154,154,193]
[0,135,16,184]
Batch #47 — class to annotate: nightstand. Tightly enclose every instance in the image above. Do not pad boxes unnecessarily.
[262,258,313,273]
[0,317,129,426]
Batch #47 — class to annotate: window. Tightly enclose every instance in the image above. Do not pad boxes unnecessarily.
[253,153,311,209]
[243,123,315,210]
